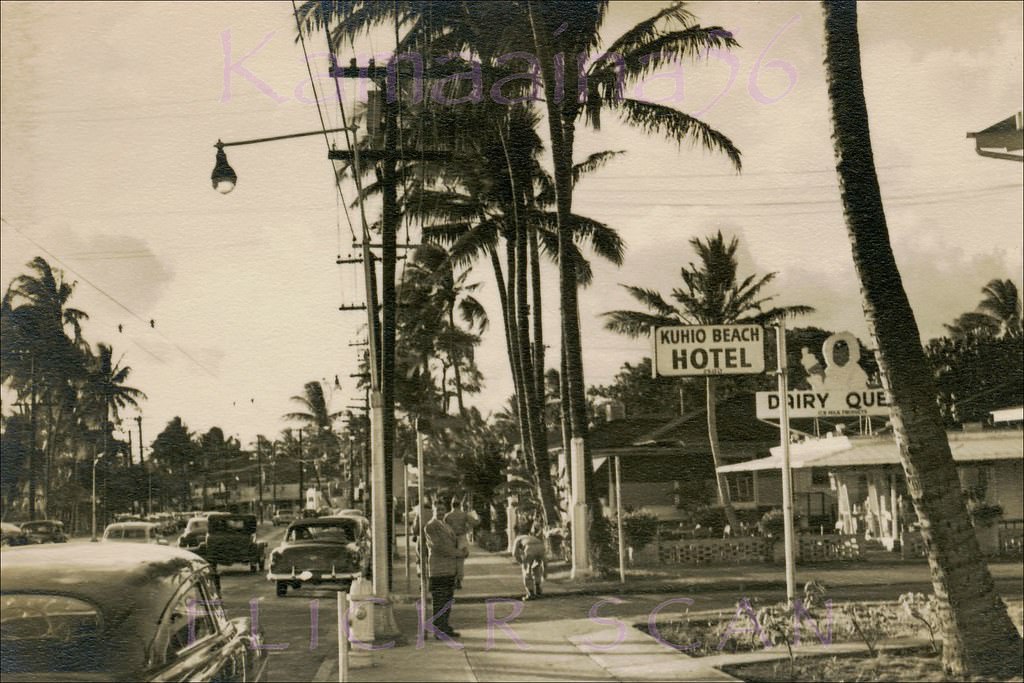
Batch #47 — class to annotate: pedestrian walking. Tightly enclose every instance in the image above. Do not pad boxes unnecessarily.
[512,526,546,601]
[424,499,467,639]
[444,497,473,589]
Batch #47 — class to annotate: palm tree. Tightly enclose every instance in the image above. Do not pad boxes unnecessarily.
[978,279,1021,336]
[526,1,741,542]
[822,1,1022,676]
[284,381,344,496]
[2,257,91,518]
[603,232,811,529]
[81,343,146,466]
[400,243,488,415]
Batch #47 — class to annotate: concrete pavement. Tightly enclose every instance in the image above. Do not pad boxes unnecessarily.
[310,537,1023,682]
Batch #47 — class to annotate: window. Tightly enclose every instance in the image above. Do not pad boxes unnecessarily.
[727,473,755,503]
[163,583,217,660]
[811,468,830,486]
[0,594,104,673]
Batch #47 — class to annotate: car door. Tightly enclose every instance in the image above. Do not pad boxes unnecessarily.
[148,577,241,682]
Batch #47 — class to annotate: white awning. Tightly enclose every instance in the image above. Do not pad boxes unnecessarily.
[990,406,1024,423]
[717,431,1023,473]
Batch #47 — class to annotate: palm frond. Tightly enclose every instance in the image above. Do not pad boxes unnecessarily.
[621,285,680,318]
[614,98,742,171]
[572,151,626,183]
[602,310,680,338]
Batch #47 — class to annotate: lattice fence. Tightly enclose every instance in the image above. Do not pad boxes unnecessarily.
[658,537,770,565]
[796,534,864,562]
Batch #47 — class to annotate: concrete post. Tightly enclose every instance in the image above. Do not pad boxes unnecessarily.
[570,437,591,578]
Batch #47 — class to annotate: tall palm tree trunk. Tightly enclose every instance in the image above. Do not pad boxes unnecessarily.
[515,216,557,528]
[823,2,1022,676]
[706,377,739,529]
[491,246,535,480]
[529,231,546,427]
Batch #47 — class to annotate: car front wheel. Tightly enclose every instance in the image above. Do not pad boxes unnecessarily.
[276,581,287,597]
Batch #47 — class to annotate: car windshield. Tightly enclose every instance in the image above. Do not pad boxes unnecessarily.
[209,517,255,534]
[288,523,354,543]
[186,520,207,534]
[23,523,55,533]
[122,528,150,541]
[0,594,110,673]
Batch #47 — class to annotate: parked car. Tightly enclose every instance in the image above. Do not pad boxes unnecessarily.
[1,543,268,680]
[268,515,370,597]
[178,516,209,550]
[196,513,267,574]
[1,521,28,546]
[102,521,168,544]
[272,508,296,527]
[19,520,67,544]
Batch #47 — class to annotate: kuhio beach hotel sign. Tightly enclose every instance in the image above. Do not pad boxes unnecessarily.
[756,332,889,419]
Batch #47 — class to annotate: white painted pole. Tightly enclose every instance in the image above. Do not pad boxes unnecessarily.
[404,462,411,590]
[776,318,797,603]
[615,455,625,584]
[570,437,591,578]
[370,391,388,599]
[337,591,349,683]
[91,452,98,542]
[416,421,427,630]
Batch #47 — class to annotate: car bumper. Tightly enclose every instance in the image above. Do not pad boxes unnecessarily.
[267,569,361,583]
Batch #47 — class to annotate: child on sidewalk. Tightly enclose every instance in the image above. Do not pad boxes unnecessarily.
[512,527,546,600]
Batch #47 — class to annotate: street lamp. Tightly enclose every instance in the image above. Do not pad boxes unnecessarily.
[211,142,237,194]
[91,446,100,542]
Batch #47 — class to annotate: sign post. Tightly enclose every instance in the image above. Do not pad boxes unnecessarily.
[775,318,796,604]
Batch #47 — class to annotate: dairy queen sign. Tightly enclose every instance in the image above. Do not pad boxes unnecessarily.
[756,332,890,419]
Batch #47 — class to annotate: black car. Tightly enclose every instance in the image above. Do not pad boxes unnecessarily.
[268,515,370,597]
[196,513,267,573]
[19,519,67,544]
[1,543,268,681]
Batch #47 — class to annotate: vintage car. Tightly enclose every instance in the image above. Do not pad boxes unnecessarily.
[1,543,267,681]
[19,519,67,544]
[1,521,28,546]
[271,508,296,527]
[102,521,168,544]
[178,516,209,549]
[196,513,267,574]
[268,515,370,597]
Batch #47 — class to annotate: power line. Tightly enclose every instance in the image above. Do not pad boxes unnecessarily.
[1,217,218,378]
[574,183,1021,208]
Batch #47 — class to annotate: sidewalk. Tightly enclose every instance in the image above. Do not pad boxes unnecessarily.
[393,535,1024,603]
[316,539,1023,682]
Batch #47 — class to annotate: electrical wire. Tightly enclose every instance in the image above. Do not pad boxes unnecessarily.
[1,217,214,376]
[291,0,358,244]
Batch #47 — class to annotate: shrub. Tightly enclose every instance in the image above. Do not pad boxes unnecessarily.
[622,511,659,551]
[759,509,785,537]
[897,592,942,653]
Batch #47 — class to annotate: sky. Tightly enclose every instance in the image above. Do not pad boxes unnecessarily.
[2,1,1022,449]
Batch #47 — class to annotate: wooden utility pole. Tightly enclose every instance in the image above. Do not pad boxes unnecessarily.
[330,59,454,591]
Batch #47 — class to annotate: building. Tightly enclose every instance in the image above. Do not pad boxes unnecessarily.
[717,430,1024,549]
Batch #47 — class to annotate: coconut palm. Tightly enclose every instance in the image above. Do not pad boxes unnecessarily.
[526,2,741,544]
[821,1,1022,676]
[284,381,344,493]
[603,232,813,529]
[978,278,1021,338]
[2,257,91,518]
[81,343,147,465]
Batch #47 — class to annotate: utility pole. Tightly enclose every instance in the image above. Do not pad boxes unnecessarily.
[330,59,454,595]
[298,430,305,512]
[256,437,265,523]
[136,416,148,514]
[28,354,37,520]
